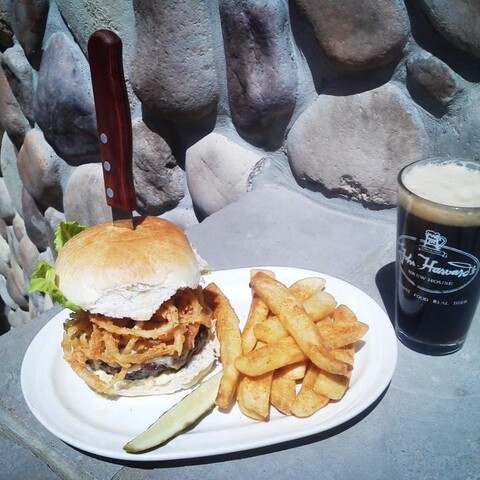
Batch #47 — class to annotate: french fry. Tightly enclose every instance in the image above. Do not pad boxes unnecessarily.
[288,277,326,301]
[204,283,242,410]
[241,295,269,353]
[276,360,307,380]
[302,290,337,322]
[250,268,275,279]
[316,315,333,325]
[251,273,349,376]
[271,371,297,415]
[235,336,307,376]
[290,362,328,417]
[333,304,359,323]
[330,345,355,366]
[318,307,369,350]
[237,372,273,421]
[241,270,275,354]
[253,315,288,343]
[313,370,351,400]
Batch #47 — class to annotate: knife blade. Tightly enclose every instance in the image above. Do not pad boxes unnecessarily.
[88,30,135,228]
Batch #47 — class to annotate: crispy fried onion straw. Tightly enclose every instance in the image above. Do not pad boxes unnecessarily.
[62,287,212,395]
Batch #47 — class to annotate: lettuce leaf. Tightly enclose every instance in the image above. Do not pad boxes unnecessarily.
[28,221,87,311]
[29,260,82,311]
[54,221,87,252]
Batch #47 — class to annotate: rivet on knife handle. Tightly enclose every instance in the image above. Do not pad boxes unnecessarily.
[88,30,136,213]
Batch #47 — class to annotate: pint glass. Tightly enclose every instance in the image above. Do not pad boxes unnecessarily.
[395,158,480,355]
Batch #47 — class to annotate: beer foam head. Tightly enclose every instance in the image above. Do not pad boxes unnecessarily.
[402,160,480,208]
[399,158,480,227]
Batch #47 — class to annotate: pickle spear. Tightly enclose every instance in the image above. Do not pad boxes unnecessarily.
[123,371,222,453]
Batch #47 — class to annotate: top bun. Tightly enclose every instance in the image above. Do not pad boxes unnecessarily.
[55,216,203,320]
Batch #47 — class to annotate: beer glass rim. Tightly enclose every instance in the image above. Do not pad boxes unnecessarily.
[398,157,480,212]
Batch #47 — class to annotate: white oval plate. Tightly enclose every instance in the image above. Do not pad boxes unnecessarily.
[21,266,397,461]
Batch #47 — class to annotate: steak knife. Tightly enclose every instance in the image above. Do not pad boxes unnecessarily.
[88,30,136,228]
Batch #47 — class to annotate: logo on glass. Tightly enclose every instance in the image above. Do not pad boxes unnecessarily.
[398,230,479,294]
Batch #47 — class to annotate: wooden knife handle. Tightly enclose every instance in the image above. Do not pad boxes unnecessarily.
[88,30,136,212]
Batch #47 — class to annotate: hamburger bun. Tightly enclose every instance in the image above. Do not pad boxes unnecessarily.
[55,216,203,321]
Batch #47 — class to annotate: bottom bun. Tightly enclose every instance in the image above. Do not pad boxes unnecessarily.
[102,335,219,397]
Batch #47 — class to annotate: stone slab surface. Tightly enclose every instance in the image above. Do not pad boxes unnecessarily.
[1,184,479,480]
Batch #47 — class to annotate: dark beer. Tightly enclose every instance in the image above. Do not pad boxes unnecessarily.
[396,158,480,355]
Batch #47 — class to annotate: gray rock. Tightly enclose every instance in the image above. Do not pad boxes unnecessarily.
[18,235,39,277]
[287,83,428,206]
[0,217,6,239]
[407,51,466,108]
[55,0,138,112]
[404,51,480,162]
[0,61,29,149]
[1,41,35,121]
[11,214,26,242]
[63,163,112,226]
[44,207,65,231]
[220,0,298,149]
[29,293,41,318]
[186,132,264,217]
[17,128,69,210]
[0,273,16,309]
[293,0,409,70]
[419,0,480,58]
[37,246,54,266]
[34,32,100,165]
[56,0,134,56]
[42,291,53,310]
[0,177,16,220]
[6,225,19,265]
[44,207,65,257]
[29,289,53,317]
[160,193,199,230]
[434,89,480,161]
[0,234,9,277]
[0,133,23,215]
[0,1,14,51]
[21,187,50,251]
[131,0,219,122]
[7,306,30,328]
[7,0,49,68]
[6,259,28,309]
[132,118,184,215]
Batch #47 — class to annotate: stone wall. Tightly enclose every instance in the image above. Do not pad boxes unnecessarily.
[0,0,479,331]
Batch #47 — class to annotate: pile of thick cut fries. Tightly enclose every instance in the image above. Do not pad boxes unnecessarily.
[204,270,369,420]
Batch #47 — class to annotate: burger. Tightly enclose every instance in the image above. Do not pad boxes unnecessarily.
[54,216,217,397]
